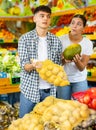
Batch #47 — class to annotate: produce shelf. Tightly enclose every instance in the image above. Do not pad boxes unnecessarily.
[90,54,96,59]
[0,39,18,44]
[0,5,96,21]
[0,84,20,94]
[0,16,33,22]
[87,77,96,82]
[52,5,96,16]
[86,34,96,40]
[0,78,20,94]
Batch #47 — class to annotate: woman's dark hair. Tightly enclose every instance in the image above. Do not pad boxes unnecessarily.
[72,14,87,27]
[34,5,51,15]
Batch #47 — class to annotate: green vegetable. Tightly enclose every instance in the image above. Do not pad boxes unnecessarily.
[1,53,21,74]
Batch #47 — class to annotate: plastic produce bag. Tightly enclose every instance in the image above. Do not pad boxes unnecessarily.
[72,87,96,110]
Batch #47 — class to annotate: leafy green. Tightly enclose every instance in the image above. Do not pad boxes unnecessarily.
[0,56,3,71]
[1,53,21,74]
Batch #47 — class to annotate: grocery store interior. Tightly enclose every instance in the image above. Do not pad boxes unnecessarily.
[0,0,96,130]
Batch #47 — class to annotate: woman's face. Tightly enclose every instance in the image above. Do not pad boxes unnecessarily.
[70,17,84,35]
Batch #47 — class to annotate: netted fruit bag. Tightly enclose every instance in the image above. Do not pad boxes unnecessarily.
[36,59,70,87]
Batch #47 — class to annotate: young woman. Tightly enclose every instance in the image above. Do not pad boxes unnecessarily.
[57,14,93,100]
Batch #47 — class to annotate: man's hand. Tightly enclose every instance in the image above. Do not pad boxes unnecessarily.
[24,60,42,72]
[32,61,42,69]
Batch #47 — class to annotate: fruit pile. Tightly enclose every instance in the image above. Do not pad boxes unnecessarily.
[56,14,74,26]
[43,98,90,130]
[36,59,70,86]
[8,96,92,130]
[0,101,19,130]
[39,0,48,5]
[83,26,96,34]
[50,26,70,36]
[73,109,96,130]
[0,29,16,43]
[0,21,17,43]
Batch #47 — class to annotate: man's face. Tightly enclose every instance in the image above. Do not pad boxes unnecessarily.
[33,11,51,29]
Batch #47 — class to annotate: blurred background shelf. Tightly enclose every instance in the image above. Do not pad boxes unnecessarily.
[90,54,96,59]
[52,5,96,16]
[87,77,96,82]
[86,35,96,40]
[0,16,33,22]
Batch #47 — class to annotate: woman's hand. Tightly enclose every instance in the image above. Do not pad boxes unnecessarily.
[62,53,90,71]
[61,53,72,64]
[73,54,90,71]
[73,54,81,63]
[64,59,72,63]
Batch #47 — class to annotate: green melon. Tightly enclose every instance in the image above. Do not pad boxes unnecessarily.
[63,43,81,60]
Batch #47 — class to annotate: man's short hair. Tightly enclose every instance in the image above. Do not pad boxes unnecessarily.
[34,5,51,15]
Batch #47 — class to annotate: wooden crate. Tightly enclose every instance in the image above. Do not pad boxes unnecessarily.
[0,84,20,94]
[0,78,10,86]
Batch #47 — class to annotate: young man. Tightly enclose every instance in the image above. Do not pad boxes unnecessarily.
[18,5,62,118]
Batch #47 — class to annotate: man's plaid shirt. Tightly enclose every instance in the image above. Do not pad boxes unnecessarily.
[18,29,62,103]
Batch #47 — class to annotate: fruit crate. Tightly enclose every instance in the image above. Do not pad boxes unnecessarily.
[0,78,10,86]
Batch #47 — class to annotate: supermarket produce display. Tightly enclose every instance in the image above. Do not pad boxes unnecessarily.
[0,48,21,86]
[0,0,96,130]
[0,0,33,17]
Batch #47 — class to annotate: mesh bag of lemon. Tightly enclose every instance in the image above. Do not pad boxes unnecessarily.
[8,96,91,130]
[36,59,70,87]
